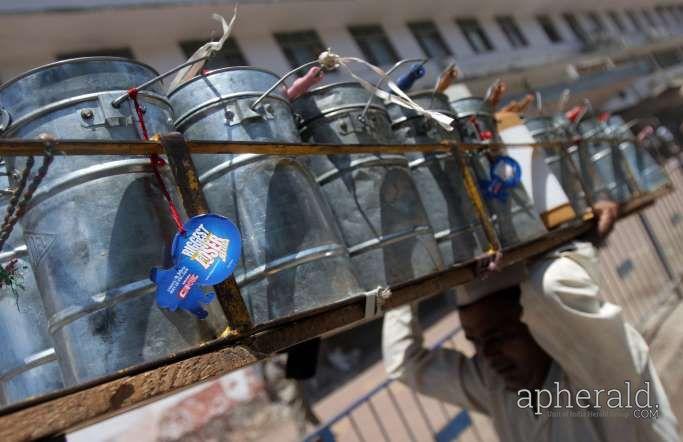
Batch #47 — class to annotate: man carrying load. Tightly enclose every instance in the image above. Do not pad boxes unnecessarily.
[382,199,679,441]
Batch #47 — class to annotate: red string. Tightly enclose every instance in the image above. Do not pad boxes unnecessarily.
[128,88,186,235]
[468,115,492,141]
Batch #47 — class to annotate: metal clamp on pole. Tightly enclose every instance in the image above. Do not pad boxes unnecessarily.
[363,287,391,319]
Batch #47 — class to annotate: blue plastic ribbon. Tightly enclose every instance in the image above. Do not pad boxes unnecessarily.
[150,214,241,319]
[478,155,522,202]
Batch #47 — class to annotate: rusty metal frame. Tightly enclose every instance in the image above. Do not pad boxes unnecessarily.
[0,137,633,157]
[0,134,669,441]
[0,219,600,441]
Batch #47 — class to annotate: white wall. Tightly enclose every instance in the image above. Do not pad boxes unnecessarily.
[0,0,680,90]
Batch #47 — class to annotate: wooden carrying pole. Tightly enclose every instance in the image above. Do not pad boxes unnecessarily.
[157,132,253,334]
[0,137,636,157]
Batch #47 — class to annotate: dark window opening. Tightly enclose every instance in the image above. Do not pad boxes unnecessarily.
[586,11,605,33]
[408,21,453,59]
[496,15,528,48]
[653,49,682,68]
[562,13,588,44]
[456,18,494,53]
[608,11,626,32]
[274,30,326,69]
[642,9,657,27]
[348,25,400,66]
[626,10,643,31]
[537,15,563,43]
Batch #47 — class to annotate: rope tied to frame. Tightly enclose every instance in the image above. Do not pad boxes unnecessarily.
[468,115,493,141]
[0,140,54,254]
[127,87,186,235]
[1,156,34,230]
[0,145,54,292]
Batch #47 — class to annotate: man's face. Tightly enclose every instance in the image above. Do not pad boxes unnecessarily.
[460,299,551,391]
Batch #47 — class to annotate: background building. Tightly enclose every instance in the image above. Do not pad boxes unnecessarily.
[2,0,683,124]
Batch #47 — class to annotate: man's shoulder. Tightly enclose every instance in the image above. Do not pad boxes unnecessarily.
[540,240,596,260]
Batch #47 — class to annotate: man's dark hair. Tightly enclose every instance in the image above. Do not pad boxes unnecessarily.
[460,285,521,312]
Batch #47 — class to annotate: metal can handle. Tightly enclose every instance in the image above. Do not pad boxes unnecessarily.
[0,107,11,134]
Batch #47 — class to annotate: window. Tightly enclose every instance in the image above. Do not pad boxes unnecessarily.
[348,25,399,66]
[562,13,588,44]
[655,6,670,26]
[667,5,679,23]
[642,9,657,27]
[456,18,494,53]
[274,30,326,69]
[56,47,134,60]
[537,15,563,43]
[407,21,453,59]
[179,38,247,69]
[653,49,682,68]
[586,11,605,33]
[607,11,626,32]
[626,10,643,31]
[496,16,528,48]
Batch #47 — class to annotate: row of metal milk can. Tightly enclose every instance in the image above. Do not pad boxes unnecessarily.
[0,57,668,404]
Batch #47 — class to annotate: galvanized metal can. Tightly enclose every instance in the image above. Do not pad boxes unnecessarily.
[604,115,669,193]
[552,114,604,203]
[449,97,547,248]
[169,68,362,324]
[524,116,590,217]
[386,91,486,267]
[0,171,63,405]
[292,82,443,289]
[576,117,633,203]
[0,57,226,386]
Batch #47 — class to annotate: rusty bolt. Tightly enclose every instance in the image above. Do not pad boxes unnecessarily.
[80,109,94,120]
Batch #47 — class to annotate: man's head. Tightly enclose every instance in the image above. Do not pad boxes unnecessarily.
[459,286,551,391]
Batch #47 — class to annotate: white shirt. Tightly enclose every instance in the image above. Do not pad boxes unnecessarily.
[382,241,679,441]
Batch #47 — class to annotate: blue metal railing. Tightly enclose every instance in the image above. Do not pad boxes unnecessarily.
[304,326,473,442]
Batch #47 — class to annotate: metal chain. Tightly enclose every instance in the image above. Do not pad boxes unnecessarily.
[0,149,53,252]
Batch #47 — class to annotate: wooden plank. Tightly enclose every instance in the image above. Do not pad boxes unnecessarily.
[158,133,253,334]
[0,137,630,157]
[0,220,594,442]
[620,185,673,217]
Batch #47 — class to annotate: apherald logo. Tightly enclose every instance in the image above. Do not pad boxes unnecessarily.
[181,224,230,270]
[517,381,660,419]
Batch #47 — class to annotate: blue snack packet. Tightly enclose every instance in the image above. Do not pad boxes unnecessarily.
[150,214,241,319]
[479,155,522,201]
